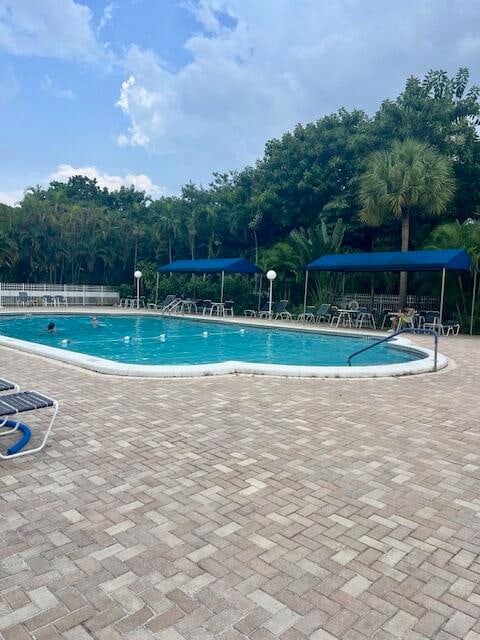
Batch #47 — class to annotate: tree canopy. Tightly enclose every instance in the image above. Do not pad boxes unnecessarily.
[1,67,479,313]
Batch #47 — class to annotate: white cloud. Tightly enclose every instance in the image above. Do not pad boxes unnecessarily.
[0,0,103,62]
[42,74,75,100]
[49,164,165,197]
[0,189,24,206]
[115,0,480,189]
[98,2,117,31]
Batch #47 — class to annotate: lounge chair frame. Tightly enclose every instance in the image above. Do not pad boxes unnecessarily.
[0,392,59,460]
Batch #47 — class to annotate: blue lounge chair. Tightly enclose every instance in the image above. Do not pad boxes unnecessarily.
[295,306,315,322]
[0,378,19,393]
[274,300,292,320]
[244,301,269,317]
[314,304,332,323]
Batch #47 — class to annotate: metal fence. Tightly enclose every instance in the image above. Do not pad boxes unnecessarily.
[0,283,119,307]
[335,293,439,313]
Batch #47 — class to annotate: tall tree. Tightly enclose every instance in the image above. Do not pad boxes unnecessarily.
[359,138,455,306]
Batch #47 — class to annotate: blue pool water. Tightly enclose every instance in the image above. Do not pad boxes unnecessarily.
[0,314,424,367]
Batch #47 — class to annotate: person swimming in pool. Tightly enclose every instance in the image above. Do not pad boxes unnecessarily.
[91,316,99,327]
[47,322,56,332]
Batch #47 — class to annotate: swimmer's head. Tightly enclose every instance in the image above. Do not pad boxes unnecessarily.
[47,322,55,332]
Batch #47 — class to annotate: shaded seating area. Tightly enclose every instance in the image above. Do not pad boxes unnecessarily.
[304,249,474,334]
[156,257,263,316]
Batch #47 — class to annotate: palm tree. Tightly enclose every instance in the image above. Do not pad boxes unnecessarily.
[359,138,456,307]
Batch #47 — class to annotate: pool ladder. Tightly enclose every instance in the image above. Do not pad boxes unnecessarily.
[160,299,182,315]
[347,328,439,371]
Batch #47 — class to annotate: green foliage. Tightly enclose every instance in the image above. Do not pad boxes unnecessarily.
[359,139,456,229]
[0,68,478,329]
[426,220,480,324]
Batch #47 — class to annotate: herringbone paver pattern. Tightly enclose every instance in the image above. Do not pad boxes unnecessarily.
[0,335,479,639]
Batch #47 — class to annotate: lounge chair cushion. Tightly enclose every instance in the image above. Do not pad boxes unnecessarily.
[0,379,15,392]
[0,392,54,416]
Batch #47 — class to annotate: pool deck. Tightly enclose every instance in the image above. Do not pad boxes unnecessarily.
[0,310,479,639]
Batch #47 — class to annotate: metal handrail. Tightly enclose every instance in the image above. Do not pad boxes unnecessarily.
[158,298,181,315]
[347,328,439,371]
[166,299,184,316]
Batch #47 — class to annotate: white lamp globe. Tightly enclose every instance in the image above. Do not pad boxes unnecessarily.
[134,270,142,279]
[266,269,277,281]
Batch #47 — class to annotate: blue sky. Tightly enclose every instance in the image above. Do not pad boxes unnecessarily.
[1,0,480,205]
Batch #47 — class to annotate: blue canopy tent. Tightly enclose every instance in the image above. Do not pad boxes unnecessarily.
[304,249,474,330]
[156,257,263,304]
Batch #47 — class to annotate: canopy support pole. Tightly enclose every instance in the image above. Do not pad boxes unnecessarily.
[439,267,446,324]
[470,267,478,336]
[154,272,160,308]
[258,274,262,311]
[341,273,345,302]
[303,270,309,315]
[220,271,225,303]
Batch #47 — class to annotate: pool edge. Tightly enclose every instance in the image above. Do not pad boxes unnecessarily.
[0,324,447,379]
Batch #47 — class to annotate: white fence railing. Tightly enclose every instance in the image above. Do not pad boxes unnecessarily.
[336,293,439,313]
[0,283,119,307]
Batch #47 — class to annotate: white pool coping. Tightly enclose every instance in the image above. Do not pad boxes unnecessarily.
[0,310,447,378]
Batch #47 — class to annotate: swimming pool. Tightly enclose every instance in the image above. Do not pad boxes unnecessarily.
[0,313,444,377]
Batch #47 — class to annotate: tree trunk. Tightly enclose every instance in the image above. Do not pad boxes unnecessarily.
[398,214,410,308]
[168,235,173,264]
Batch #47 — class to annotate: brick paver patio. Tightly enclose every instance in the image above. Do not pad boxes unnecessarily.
[0,334,479,639]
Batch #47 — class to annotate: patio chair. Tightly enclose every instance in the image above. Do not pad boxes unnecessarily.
[244,301,269,317]
[355,306,376,329]
[223,301,234,316]
[55,295,68,307]
[442,319,461,335]
[274,300,292,320]
[416,311,428,328]
[423,311,446,335]
[202,300,213,315]
[18,292,30,307]
[314,304,332,323]
[43,295,55,307]
[0,390,59,459]
[296,305,315,322]
[380,309,394,330]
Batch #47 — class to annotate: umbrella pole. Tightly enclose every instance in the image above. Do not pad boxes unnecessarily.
[439,268,446,324]
[470,267,478,336]
[258,274,262,311]
[220,271,225,303]
[154,272,160,308]
[303,270,309,315]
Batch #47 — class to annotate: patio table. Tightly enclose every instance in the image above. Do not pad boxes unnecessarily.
[331,309,355,328]
[180,300,197,314]
[210,302,225,316]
